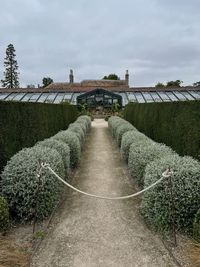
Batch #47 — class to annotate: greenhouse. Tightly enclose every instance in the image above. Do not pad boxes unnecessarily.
[0,70,200,107]
[0,88,199,107]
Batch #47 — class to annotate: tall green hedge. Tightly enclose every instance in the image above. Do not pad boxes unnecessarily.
[0,101,78,172]
[123,100,200,160]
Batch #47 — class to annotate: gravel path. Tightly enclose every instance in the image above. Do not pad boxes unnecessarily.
[31,119,177,267]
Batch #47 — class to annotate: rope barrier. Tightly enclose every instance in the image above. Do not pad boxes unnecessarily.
[41,162,173,200]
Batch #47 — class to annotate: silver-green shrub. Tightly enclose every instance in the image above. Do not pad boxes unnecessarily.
[76,115,91,132]
[53,130,81,168]
[193,209,200,241]
[116,123,136,147]
[36,138,70,175]
[1,146,65,221]
[140,154,200,232]
[68,123,85,145]
[121,130,152,162]
[108,116,125,137]
[128,142,175,187]
[0,196,9,231]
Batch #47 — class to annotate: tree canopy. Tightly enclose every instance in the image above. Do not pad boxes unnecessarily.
[166,80,183,87]
[1,44,19,88]
[193,81,200,87]
[155,80,183,88]
[155,82,165,88]
[102,74,120,80]
[42,77,53,87]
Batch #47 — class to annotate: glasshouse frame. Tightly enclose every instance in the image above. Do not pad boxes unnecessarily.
[77,88,122,108]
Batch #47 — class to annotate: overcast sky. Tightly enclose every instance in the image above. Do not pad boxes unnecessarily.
[0,0,200,87]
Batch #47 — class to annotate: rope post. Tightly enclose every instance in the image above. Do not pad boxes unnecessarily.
[162,168,176,247]
[33,160,42,234]
[168,169,177,247]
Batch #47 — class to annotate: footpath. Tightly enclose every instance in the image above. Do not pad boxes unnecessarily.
[31,119,176,267]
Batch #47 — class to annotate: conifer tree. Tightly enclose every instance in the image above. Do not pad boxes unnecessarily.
[1,44,20,88]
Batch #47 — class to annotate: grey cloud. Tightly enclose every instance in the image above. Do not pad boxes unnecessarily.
[0,0,200,87]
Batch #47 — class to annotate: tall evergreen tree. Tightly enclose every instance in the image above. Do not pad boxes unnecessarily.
[1,44,20,88]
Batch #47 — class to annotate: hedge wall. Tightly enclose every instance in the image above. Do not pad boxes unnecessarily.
[0,101,78,172]
[123,100,200,160]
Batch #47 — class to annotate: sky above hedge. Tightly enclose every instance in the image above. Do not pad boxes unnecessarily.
[0,0,200,87]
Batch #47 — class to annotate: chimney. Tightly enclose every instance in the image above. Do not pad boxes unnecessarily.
[125,70,129,86]
[69,69,74,83]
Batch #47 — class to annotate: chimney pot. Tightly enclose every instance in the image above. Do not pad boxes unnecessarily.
[69,69,74,83]
[125,70,129,86]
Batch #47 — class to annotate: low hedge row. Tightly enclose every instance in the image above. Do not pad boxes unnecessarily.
[108,116,135,147]
[0,116,91,224]
[129,142,175,188]
[108,116,200,237]
[141,155,200,233]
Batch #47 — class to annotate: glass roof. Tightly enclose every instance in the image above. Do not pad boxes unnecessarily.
[190,91,200,99]
[71,93,83,104]
[45,93,57,103]
[20,93,33,102]
[134,92,146,103]
[114,92,129,105]
[156,91,171,102]
[37,93,49,103]
[53,93,65,104]
[165,92,179,101]
[5,93,18,101]
[12,93,26,101]
[0,90,199,106]
[180,91,195,100]
[149,92,162,102]
[29,93,42,102]
[127,92,137,102]
[173,91,187,101]
[0,93,10,100]
[141,92,154,103]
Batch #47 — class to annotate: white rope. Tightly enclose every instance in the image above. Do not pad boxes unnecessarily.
[41,163,173,200]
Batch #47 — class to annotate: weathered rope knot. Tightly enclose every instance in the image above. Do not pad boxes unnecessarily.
[41,162,50,169]
[162,168,173,178]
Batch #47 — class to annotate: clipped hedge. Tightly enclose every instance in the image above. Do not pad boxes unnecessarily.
[123,101,200,160]
[68,123,85,145]
[0,101,78,172]
[108,116,125,138]
[53,130,81,168]
[77,115,91,131]
[121,130,152,162]
[128,142,175,187]
[193,209,200,241]
[36,138,70,175]
[1,146,65,221]
[116,123,135,147]
[108,116,136,148]
[0,196,9,231]
[75,116,91,134]
[140,154,200,232]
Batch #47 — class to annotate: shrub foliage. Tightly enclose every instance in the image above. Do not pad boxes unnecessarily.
[1,146,65,221]
[54,130,81,168]
[121,130,152,162]
[140,154,200,232]
[36,138,70,175]
[128,142,175,187]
